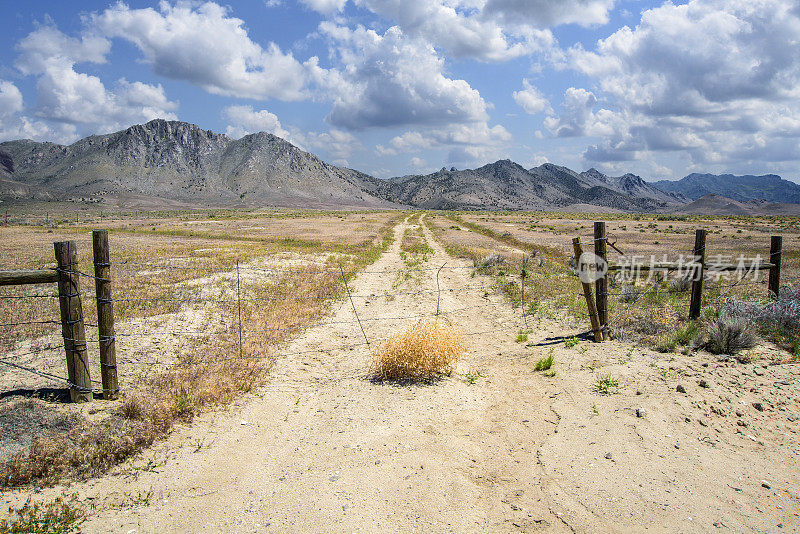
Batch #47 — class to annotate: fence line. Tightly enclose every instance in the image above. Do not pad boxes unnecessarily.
[1,221,792,401]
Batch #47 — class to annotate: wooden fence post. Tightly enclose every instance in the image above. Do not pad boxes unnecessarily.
[573,238,603,342]
[54,241,92,402]
[768,236,782,299]
[594,222,608,340]
[689,229,707,319]
[93,230,118,399]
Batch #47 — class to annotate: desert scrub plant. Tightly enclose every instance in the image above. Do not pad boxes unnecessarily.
[656,322,699,353]
[620,284,641,303]
[534,352,555,371]
[722,286,800,355]
[0,498,84,534]
[516,333,529,343]
[693,317,758,357]
[372,319,466,381]
[593,374,620,394]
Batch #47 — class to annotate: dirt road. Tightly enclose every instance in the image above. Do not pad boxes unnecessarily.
[10,218,799,532]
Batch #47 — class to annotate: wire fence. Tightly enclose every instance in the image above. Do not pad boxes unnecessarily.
[0,223,790,397]
[0,251,538,397]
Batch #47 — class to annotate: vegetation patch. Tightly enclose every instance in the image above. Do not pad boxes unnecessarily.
[372,319,466,381]
[0,498,84,534]
[534,353,555,372]
[593,374,621,395]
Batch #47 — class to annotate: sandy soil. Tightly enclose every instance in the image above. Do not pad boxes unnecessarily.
[3,217,799,532]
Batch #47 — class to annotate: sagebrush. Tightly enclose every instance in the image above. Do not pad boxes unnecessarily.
[693,317,758,356]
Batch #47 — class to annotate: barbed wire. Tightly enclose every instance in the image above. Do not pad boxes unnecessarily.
[2,227,789,397]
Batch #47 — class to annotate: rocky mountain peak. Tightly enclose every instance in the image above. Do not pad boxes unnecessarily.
[581,168,607,182]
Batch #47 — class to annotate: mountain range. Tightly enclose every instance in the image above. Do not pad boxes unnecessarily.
[653,173,800,204]
[1,119,798,214]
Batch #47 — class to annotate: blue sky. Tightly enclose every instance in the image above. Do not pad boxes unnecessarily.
[1,0,799,182]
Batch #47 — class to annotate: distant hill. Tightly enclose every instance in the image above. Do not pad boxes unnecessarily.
[676,194,800,216]
[366,161,685,211]
[0,119,393,209]
[652,173,800,204]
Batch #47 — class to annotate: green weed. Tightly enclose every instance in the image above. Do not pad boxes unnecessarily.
[535,353,555,372]
[464,370,484,384]
[593,374,621,395]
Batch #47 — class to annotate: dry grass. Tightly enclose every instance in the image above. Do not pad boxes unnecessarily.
[372,319,466,381]
[0,210,401,489]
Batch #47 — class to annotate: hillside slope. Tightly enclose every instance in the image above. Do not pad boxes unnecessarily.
[0,120,393,208]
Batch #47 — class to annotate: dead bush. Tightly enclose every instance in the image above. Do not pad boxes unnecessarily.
[372,319,466,381]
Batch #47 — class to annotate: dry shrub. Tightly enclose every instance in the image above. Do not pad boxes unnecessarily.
[372,319,466,381]
[693,317,758,357]
[0,358,268,488]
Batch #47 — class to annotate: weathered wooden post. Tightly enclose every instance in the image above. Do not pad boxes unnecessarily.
[93,230,118,399]
[573,238,603,342]
[54,240,92,402]
[594,222,608,340]
[768,236,782,299]
[689,229,707,319]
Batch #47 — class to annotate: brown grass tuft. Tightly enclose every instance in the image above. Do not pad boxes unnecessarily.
[372,319,466,381]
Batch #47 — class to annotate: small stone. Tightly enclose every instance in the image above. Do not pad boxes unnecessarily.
[676,384,686,393]
[604,452,613,459]
[754,368,764,376]
[699,379,709,388]
[735,410,744,417]
[774,380,790,386]
[753,402,764,412]
[761,480,771,489]
[698,418,708,427]
[329,475,340,482]
[636,408,645,418]
[674,441,680,449]
[737,420,747,427]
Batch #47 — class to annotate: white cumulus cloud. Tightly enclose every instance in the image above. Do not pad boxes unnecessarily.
[564,0,800,168]
[513,79,551,115]
[0,81,24,118]
[92,2,311,101]
[223,105,290,139]
[9,25,178,143]
[320,23,488,130]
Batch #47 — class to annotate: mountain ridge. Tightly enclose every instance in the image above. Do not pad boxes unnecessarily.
[1,119,796,213]
[652,173,800,204]
[0,119,393,209]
